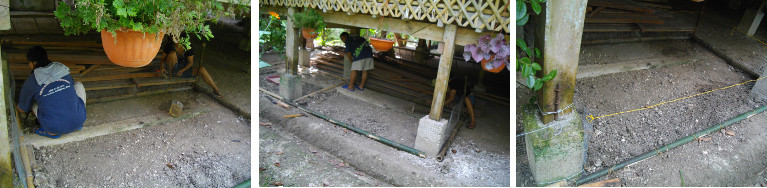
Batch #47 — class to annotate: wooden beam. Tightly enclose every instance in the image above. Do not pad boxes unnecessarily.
[535,0,588,123]
[429,24,457,120]
[262,6,484,46]
[285,7,299,74]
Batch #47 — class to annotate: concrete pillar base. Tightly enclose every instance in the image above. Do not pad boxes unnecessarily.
[343,55,351,80]
[752,68,767,101]
[522,105,585,185]
[279,73,303,101]
[414,115,450,157]
[299,48,311,68]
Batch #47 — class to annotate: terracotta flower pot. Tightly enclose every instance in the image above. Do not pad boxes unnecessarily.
[301,28,318,39]
[101,29,164,67]
[370,38,395,52]
[481,55,505,73]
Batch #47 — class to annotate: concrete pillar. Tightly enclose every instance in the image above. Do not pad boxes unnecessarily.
[415,24,456,157]
[280,7,302,100]
[525,0,588,185]
[0,46,12,187]
[414,39,427,63]
[737,0,767,36]
[751,67,767,100]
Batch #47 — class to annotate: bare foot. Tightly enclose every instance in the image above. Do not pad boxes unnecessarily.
[467,121,476,129]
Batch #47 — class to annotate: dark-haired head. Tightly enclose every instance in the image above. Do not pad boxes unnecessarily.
[27,46,51,69]
[340,32,349,42]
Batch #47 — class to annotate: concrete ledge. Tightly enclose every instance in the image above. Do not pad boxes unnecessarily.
[25,110,206,148]
[258,96,451,186]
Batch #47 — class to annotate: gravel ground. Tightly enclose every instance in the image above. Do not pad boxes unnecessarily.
[517,39,767,186]
[31,92,251,187]
[259,49,510,186]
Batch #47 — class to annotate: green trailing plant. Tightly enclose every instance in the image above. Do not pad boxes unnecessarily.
[292,8,326,34]
[516,0,556,104]
[54,0,250,50]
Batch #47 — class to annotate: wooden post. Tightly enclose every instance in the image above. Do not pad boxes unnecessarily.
[737,0,767,36]
[535,0,588,124]
[285,7,300,74]
[0,45,13,187]
[429,24,457,121]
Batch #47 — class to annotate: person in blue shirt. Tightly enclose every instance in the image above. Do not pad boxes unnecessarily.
[340,32,374,91]
[17,46,87,138]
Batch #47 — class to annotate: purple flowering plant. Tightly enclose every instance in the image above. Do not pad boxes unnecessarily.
[463,33,510,71]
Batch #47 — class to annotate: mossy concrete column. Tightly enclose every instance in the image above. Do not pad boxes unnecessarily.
[0,45,13,187]
[523,106,584,185]
[280,7,303,100]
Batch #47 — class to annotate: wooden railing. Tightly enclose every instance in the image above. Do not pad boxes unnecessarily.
[260,0,511,33]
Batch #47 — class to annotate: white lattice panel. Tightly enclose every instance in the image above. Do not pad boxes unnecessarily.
[261,0,511,33]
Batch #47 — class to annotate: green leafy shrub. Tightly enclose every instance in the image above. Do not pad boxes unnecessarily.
[259,13,286,54]
[291,8,325,33]
[54,0,250,50]
[516,0,556,104]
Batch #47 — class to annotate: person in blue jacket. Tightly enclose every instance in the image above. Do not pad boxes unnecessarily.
[17,46,86,139]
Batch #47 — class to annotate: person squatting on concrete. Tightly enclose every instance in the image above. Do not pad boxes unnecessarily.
[340,32,374,91]
[17,46,86,139]
[159,38,223,97]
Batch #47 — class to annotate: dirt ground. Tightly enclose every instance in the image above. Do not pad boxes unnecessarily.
[32,92,251,187]
[259,50,510,186]
[15,22,252,187]
[516,38,767,186]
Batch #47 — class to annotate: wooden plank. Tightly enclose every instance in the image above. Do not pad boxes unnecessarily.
[83,77,194,91]
[34,17,63,34]
[578,178,621,187]
[9,63,85,71]
[9,11,54,18]
[589,6,606,17]
[87,86,192,104]
[5,41,101,48]
[10,17,38,34]
[587,0,655,14]
[78,64,102,77]
[585,17,664,24]
[75,72,159,82]
[429,24,457,120]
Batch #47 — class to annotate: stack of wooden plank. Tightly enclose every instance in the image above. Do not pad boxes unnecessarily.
[311,47,510,107]
[582,0,697,44]
[312,48,435,106]
[4,40,198,103]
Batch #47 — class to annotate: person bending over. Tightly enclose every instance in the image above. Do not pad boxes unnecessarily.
[17,46,86,139]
